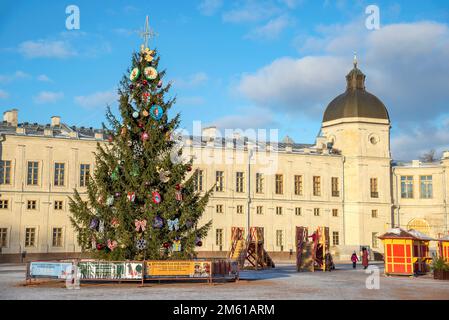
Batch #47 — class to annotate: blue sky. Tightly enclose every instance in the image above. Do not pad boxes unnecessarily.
[0,0,449,160]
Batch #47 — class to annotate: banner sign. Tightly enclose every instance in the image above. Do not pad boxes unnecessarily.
[29,262,73,279]
[78,261,143,280]
[145,261,211,278]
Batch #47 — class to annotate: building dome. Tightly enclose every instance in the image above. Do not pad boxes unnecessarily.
[323,60,390,123]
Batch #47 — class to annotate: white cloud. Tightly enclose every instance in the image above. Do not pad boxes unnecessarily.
[223,1,281,23]
[245,15,293,40]
[209,107,278,130]
[37,74,52,82]
[75,90,117,108]
[238,21,449,120]
[177,96,206,106]
[198,0,223,16]
[33,91,64,104]
[0,70,31,83]
[173,72,209,89]
[18,40,75,59]
[0,89,9,99]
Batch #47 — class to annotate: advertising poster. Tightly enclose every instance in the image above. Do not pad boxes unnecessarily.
[78,261,143,280]
[145,261,211,278]
[29,262,73,279]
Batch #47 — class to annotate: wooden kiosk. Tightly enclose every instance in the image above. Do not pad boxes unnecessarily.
[379,228,434,276]
[438,235,449,263]
[228,227,274,270]
[296,226,333,272]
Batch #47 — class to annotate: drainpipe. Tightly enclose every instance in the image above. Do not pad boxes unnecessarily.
[443,167,448,234]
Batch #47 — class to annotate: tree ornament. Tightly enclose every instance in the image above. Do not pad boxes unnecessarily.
[130,68,140,82]
[132,111,139,119]
[175,184,182,191]
[135,219,147,233]
[175,190,183,202]
[163,242,171,249]
[121,127,128,136]
[129,84,134,91]
[107,240,118,251]
[168,218,179,231]
[108,136,114,143]
[195,237,203,247]
[127,192,136,202]
[152,191,162,204]
[159,170,170,183]
[89,218,99,231]
[98,195,105,204]
[98,220,105,233]
[186,164,193,172]
[143,67,158,80]
[136,239,147,251]
[141,132,150,142]
[153,216,164,229]
[185,220,194,228]
[127,140,133,147]
[142,109,149,117]
[111,218,120,228]
[157,80,163,88]
[106,195,114,206]
[172,239,182,252]
[96,243,105,251]
[150,105,164,121]
[143,92,151,103]
[111,167,119,181]
[114,192,121,198]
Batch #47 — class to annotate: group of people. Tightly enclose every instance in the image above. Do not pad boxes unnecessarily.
[351,247,369,270]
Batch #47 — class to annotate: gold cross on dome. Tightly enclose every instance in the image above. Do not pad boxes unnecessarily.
[140,15,158,48]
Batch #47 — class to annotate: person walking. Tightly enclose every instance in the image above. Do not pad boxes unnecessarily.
[351,251,359,269]
[362,247,369,270]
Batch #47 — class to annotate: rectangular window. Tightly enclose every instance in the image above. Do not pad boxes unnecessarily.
[370,178,379,198]
[332,209,339,217]
[276,230,284,250]
[332,177,340,197]
[256,206,263,215]
[25,228,36,247]
[215,171,224,192]
[80,164,90,187]
[314,208,320,217]
[0,200,8,209]
[372,209,378,218]
[275,174,284,195]
[27,161,39,186]
[313,176,321,196]
[401,176,414,199]
[54,163,65,186]
[236,205,243,214]
[332,232,340,246]
[27,200,37,210]
[236,172,244,193]
[256,173,264,194]
[420,175,433,199]
[54,201,63,211]
[276,207,283,216]
[294,175,303,196]
[372,232,379,249]
[216,229,223,249]
[0,160,11,185]
[0,228,7,248]
[194,170,204,192]
[216,205,223,214]
[52,228,63,247]
[295,207,302,216]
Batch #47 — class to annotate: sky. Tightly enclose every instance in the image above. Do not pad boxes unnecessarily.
[0,0,449,160]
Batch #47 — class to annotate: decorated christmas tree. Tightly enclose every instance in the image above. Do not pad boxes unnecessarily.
[69,18,212,261]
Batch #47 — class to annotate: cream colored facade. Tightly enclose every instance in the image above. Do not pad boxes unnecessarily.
[1,66,448,260]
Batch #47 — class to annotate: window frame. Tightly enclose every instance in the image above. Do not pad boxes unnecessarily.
[0,160,12,185]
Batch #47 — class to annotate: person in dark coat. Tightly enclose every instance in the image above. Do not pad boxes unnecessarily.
[362,247,369,270]
[351,252,359,269]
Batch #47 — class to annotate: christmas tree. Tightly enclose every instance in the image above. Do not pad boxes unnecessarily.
[69,18,212,261]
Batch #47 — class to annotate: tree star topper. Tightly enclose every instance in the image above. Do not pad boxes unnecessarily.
[140,15,158,49]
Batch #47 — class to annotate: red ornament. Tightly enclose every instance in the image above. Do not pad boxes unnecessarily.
[196,241,203,247]
[142,80,148,86]
[96,243,105,251]
[163,242,171,249]
[175,184,182,191]
[141,132,149,142]
[186,164,192,172]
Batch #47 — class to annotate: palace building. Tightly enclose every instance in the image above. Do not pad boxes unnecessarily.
[0,62,448,262]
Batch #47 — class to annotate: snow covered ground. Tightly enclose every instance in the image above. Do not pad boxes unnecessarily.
[0,263,448,300]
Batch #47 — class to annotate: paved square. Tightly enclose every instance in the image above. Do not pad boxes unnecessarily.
[0,263,448,300]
